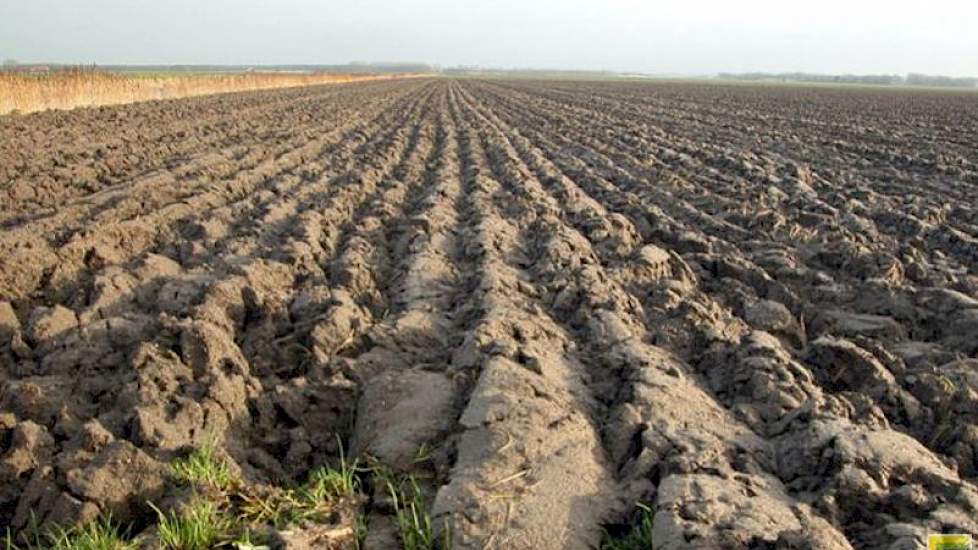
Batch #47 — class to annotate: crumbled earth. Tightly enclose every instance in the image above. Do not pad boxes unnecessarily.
[2,78,978,549]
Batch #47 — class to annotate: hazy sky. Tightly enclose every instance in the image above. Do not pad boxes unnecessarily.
[2,0,977,76]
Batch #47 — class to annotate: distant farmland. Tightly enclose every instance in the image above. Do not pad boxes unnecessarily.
[2,78,978,548]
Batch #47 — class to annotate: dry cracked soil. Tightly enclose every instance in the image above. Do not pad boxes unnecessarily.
[2,78,978,549]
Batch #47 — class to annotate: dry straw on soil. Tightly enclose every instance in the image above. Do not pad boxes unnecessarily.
[0,68,409,115]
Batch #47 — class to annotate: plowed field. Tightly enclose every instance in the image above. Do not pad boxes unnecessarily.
[2,79,978,549]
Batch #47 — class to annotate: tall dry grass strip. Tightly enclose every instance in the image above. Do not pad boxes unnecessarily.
[0,69,420,115]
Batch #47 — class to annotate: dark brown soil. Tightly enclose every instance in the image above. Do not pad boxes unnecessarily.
[2,78,978,549]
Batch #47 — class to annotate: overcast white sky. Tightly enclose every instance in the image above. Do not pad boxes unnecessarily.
[2,0,976,76]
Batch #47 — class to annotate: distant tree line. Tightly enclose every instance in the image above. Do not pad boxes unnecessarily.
[718,72,978,88]
[904,73,978,88]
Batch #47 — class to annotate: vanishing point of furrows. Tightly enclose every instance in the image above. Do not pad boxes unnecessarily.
[1,78,978,549]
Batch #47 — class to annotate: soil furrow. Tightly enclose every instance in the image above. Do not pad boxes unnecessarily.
[455,80,978,548]
[455,81,862,547]
[464,81,978,484]
[422,81,616,549]
[0,83,434,306]
[0,80,424,223]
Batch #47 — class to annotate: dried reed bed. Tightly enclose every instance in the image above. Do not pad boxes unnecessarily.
[0,69,414,115]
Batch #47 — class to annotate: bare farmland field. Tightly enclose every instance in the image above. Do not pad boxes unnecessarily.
[1,78,978,548]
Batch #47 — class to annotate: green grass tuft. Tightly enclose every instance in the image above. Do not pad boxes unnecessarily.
[305,452,360,501]
[238,454,361,528]
[6,440,365,550]
[170,442,237,491]
[4,515,136,550]
[151,499,234,550]
[47,517,135,550]
[379,469,449,550]
[601,503,654,550]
